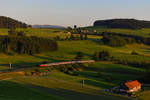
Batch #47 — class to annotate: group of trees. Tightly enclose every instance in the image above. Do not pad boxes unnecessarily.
[74,52,84,60]
[66,25,88,40]
[0,28,57,55]
[100,32,150,47]
[25,63,85,76]
[94,19,150,29]
[93,50,112,61]
[0,16,29,28]
[0,36,58,55]
[93,50,150,69]
[67,33,88,41]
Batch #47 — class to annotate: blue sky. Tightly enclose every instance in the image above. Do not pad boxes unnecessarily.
[0,0,150,26]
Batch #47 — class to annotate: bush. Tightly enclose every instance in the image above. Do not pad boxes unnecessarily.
[35,68,49,73]
[65,70,74,75]
[102,34,127,47]
[93,50,112,61]
[59,64,84,75]
[74,52,84,60]
[97,72,102,78]
[93,52,100,61]
[99,50,111,61]
[131,50,139,55]
[25,71,32,76]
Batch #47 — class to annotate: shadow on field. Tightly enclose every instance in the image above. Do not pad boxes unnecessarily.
[0,80,132,100]
[33,55,67,62]
[85,65,143,75]
[0,64,9,67]
[12,61,39,69]
[68,52,92,58]
[29,83,128,100]
[0,81,63,100]
[88,38,100,44]
[77,71,114,89]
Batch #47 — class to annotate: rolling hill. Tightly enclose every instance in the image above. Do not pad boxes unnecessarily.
[94,19,150,29]
[0,16,28,28]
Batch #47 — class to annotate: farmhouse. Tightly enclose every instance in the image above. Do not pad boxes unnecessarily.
[119,80,142,93]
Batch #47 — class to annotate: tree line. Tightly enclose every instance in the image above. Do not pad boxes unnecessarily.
[100,32,150,47]
[0,36,57,55]
[94,19,150,29]
[93,50,150,69]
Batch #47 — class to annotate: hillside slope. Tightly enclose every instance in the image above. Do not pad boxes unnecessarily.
[94,19,150,29]
[0,16,28,28]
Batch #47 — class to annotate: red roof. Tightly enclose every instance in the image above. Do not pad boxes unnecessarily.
[125,80,141,89]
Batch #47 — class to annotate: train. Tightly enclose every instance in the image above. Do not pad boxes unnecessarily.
[40,60,95,67]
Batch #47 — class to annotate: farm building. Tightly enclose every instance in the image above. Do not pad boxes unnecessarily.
[119,80,142,93]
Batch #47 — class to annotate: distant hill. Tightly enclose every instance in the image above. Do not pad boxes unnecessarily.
[32,25,66,29]
[94,19,150,29]
[0,16,28,28]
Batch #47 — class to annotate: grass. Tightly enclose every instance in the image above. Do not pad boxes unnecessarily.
[137,91,150,100]
[0,69,134,100]
[0,28,101,39]
[0,60,144,100]
[0,80,65,100]
[0,40,150,71]
[85,26,150,37]
[0,61,142,100]
[0,27,149,99]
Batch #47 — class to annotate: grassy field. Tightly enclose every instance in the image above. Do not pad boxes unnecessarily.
[0,28,150,100]
[0,40,150,71]
[85,26,150,37]
[0,61,141,100]
[0,28,101,39]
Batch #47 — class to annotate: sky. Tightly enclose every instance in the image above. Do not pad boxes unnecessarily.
[0,0,150,27]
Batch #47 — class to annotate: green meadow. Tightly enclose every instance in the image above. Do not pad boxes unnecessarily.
[0,62,140,100]
[0,28,150,100]
[85,26,150,37]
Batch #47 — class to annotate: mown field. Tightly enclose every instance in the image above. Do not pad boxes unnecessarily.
[0,28,150,100]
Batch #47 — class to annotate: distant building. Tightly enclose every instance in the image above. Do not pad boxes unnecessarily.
[119,80,142,93]
[67,32,71,34]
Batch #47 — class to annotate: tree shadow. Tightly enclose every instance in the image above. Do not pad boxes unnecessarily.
[77,71,114,89]
[68,52,92,58]
[0,81,63,100]
[32,55,67,62]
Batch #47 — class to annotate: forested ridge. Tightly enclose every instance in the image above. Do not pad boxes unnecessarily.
[94,19,150,29]
[0,16,28,28]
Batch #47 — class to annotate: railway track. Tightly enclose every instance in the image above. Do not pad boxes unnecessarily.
[0,60,96,74]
